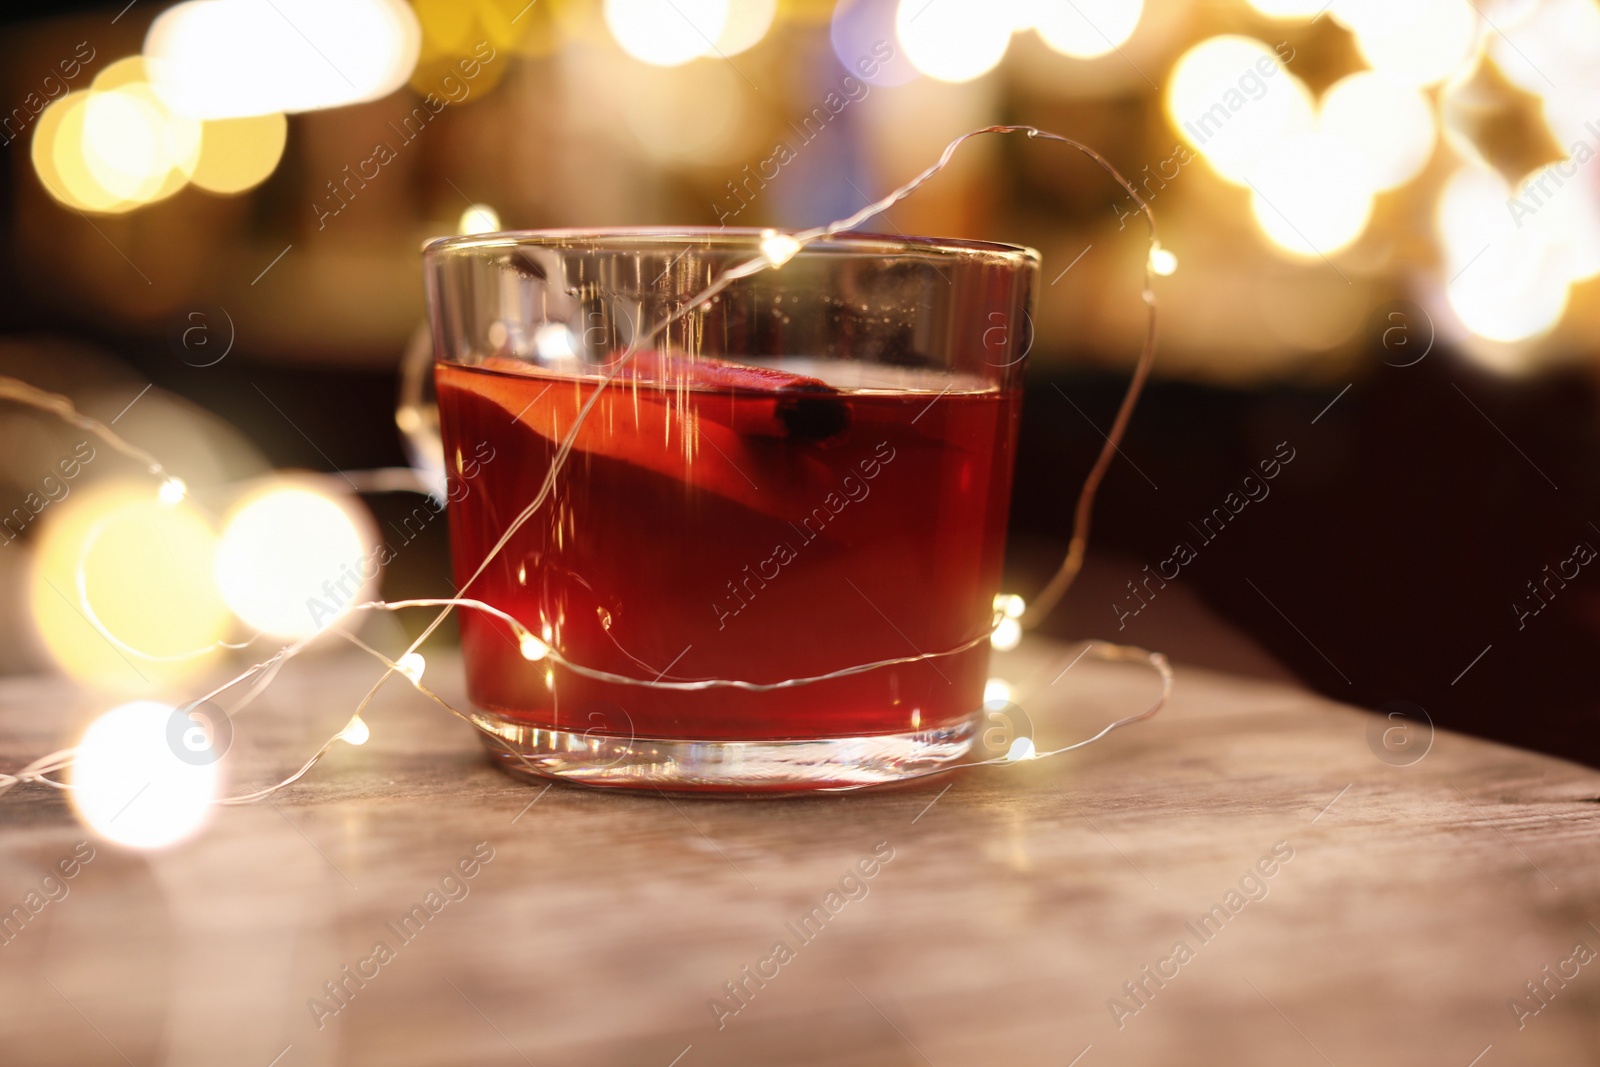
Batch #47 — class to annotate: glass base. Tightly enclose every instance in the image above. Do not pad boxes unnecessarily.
[472,712,975,793]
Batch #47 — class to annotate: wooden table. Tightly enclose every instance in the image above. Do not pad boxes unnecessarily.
[3,636,1598,1066]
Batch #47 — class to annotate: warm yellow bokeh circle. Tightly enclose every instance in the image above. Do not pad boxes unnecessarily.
[31,482,231,691]
[32,55,286,213]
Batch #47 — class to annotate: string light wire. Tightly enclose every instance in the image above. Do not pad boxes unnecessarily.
[0,124,1170,808]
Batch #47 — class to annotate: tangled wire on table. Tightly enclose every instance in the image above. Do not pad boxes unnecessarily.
[0,125,1174,804]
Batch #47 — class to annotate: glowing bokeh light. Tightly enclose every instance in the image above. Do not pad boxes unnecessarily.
[35,54,283,211]
[896,0,1015,83]
[71,701,219,849]
[1448,252,1571,345]
[30,484,231,690]
[993,593,1026,618]
[831,0,919,87]
[991,616,1023,651]
[145,0,421,118]
[1166,36,1315,186]
[189,112,288,194]
[92,55,152,92]
[983,678,1013,705]
[1031,0,1143,60]
[1436,164,1505,267]
[80,85,196,202]
[1317,72,1436,191]
[1329,0,1420,38]
[1438,165,1580,345]
[1541,84,1600,150]
[214,484,371,639]
[159,477,188,505]
[716,0,779,55]
[1249,132,1374,256]
[33,92,102,211]
[458,203,501,234]
[1491,0,1600,98]
[1243,0,1328,18]
[1348,0,1477,87]
[1501,155,1600,285]
[604,0,731,67]
[1517,162,1600,283]
[37,91,130,213]
[89,61,203,191]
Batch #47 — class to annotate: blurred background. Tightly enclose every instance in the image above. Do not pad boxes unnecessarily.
[1,0,1598,766]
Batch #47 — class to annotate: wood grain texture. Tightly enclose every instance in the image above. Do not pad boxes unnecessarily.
[2,637,1598,1067]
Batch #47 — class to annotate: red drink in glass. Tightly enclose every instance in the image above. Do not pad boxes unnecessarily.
[437,358,1019,752]
[423,229,1036,789]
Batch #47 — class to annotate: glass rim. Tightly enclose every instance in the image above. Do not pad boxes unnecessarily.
[423,226,1040,266]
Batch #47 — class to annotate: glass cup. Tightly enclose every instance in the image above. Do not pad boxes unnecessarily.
[422,228,1035,791]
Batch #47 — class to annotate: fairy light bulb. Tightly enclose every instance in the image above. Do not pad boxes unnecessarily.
[1006,736,1037,761]
[457,203,499,235]
[519,632,549,661]
[994,593,1027,619]
[158,476,187,504]
[397,652,425,684]
[339,715,370,745]
[759,229,802,268]
[991,616,1023,651]
[1149,244,1178,276]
